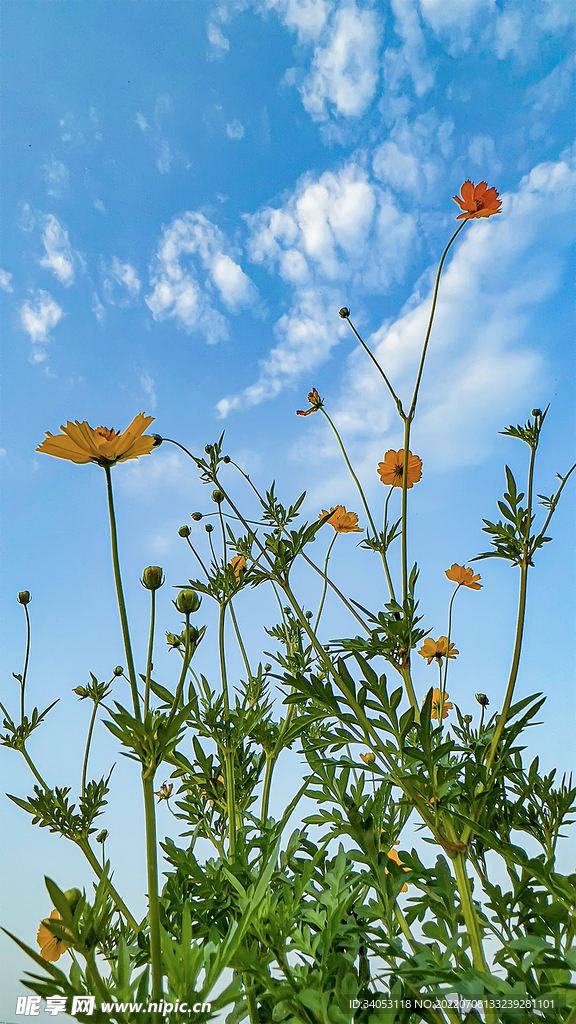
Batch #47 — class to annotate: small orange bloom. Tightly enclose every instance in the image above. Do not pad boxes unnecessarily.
[296,388,323,416]
[154,782,173,802]
[230,555,247,579]
[385,848,410,892]
[452,180,502,221]
[418,637,458,665]
[36,413,156,467]
[423,688,454,720]
[319,505,362,533]
[37,910,68,962]
[377,450,422,489]
[445,564,482,590]
[360,752,376,765]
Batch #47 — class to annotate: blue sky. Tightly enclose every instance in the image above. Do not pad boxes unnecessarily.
[1,0,575,1017]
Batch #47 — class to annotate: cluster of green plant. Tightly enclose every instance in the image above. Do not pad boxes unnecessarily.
[2,205,576,1024]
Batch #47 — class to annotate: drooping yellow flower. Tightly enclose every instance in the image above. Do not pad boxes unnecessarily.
[296,388,323,416]
[384,848,410,892]
[418,637,458,665]
[424,688,454,720]
[36,413,156,467]
[319,506,362,533]
[230,555,247,578]
[37,910,68,962]
[154,782,173,802]
[360,752,376,765]
[445,564,482,590]
[377,449,422,489]
[452,180,502,221]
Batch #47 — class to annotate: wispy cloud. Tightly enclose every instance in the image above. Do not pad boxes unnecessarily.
[91,292,105,323]
[226,119,245,140]
[140,371,157,410]
[38,215,78,287]
[301,2,382,119]
[156,140,174,174]
[102,258,141,306]
[207,21,230,56]
[43,158,70,198]
[0,269,13,293]
[384,0,435,97]
[135,111,150,131]
[372,110,453,195]
[146,211,258,343]
[19,289,64,362]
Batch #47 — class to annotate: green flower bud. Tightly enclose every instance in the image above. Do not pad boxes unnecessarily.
[64,888,82,913]
[264,663,272,672]
[463,714,473,724]
[339,307,350,319]
[532,409,542,418]
[181,625,200,646]
[73,685,88,699]
[205,523,214,533]
[223,455,231,463]
[166,632,183,649]
[96,830,109,844]
[212,489,225,504]
[113,665,124,676]
[475,693,490,707]
[151,434,163,447]
[175,589,201,615]
[17,591,31,605]
[204,444,212,454]
[178,525,191,537]
[141,566,165,591]
[191,512,203,521]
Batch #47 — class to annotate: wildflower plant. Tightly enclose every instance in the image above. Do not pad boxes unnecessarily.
[3,181,576,1024]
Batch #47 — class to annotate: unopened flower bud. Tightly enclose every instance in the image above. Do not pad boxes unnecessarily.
[181,625,200,645]
[17,591,31,605]
[532,409,542,418]
[178,525,191,538]
[166,632,183,649]
[191,512,203,521]
[475,693,490,707]
[212,489,225,504]
[204,444,212,454]
[113,666,124,676]
[175,589,201,615]
[141,566,164,591]
[205,523,214,533]
[96,830,108,844]
[64,888,82,913]
[264,663,272,672]
[223,455,231,463]
[339,307,350,319]
[305,610,313,618]
[151,434,163,447]
[73,685,88,698]
[463,714,473,724]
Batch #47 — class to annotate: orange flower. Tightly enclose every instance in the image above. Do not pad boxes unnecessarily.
[424,688,454,720]
[418,637,458,665]
[296,388,323,416]
[36,413,156,467]
[230,555,247,578]
[452,180,502,221]
[360,752,376,765]
[385,848,410,892]
[37,910,68,962]
[319,505,362,533]
[445,564,482,590]
[377,449,422,489]
[154,782,173,802]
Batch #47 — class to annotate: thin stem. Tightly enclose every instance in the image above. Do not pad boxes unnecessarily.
[20,604,31,725]
[144,590,156,714]
[219,602,237,857]
[400,418,411,604]
[78,838,140,932]
[185,534,211,580]
[20,745,50,791]
[103,465,140,721]
[320,409,378,536]
[81,700,99,797]
[242,974,259,1024]
[344,316,404,415]
[142,776,162,1012]
[442,585,460,692]
[381,486,397,604]
[229,600,252,681]
[451,851,497,1024]
[314,532,337,632]
[166,613,191,728]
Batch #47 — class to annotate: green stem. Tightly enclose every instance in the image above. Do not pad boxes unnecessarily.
[20,604,31,725]
[166,613,191,728]
[260,699,296,824]
[344,315,404,415]
[229,599,252,681]
[314,532,337,632]
[451,851,497,1024]
[20,745,50,791]
[81,700,99,797]
[242,973,259,1024]
[219,602,237,857]
[485,560,529,773]
[142,775,162,1010]
[401,418,411,604]
[442,586,460,692]
[144,590,156,714]
[78,838,140,932]
[103,465,140,721]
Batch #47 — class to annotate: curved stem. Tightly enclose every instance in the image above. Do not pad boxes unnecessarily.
[442,586,460,692]
[81,700,99,797]
[314,532,337,632]
[144,590,156,715]
[103,465,140,721]
[20,604,31,725]
[381,486,397,604]
[320,409,379,537]
[344,315,404,415]
[78,838,140,932]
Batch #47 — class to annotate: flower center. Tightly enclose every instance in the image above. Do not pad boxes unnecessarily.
[95,427,120,441]
[474,198,485,210]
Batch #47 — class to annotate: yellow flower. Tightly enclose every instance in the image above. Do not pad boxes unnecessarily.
[36,413,156,467]
[384,848,410,892]
[418,637,458,665]
[154,782,173,802]
[319,506,362,533]
[445,564,482,590]
[230,555,247,578]
[360,752,376,765]
[377,449,422,489]
[423,688,454,720]
[37,910,68,962]
[296,388,323,416]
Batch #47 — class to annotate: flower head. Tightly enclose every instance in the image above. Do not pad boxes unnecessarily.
[384,848,410,891]
[154,782,173,803]
[360,751,376,765]
[445,564,482,590]
[36,413,155,467]
[37,910,68,962]
[319,505,362,533]
[230,555,247,579]
[418,637,458,665]
[423,688,454,720]
[452,180,502,221]
[377,449,422,489]
[296,388,323,416]
[475,693,490,708]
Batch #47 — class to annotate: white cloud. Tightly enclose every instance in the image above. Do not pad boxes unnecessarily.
[146,211,258,343]
[156,141,174,174]
[91,292,105,323]
[525,53,576,115]
[372,110,453,194]
[38,215,77,286]
[226,119,245,140]
[418,0,493,54]
[110,257,141,295]
[301,3,381,119]
[43,158,70,198]
[468,134,501,174]
[93,198,107,213]
[266,0,333,41]
[19,290,63,361]
[140,371,157,410]
[135,112,149,131]
[0,269,13,292]
[207,22,230,53]
[324,154,576,471]
[384,0,435,97]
